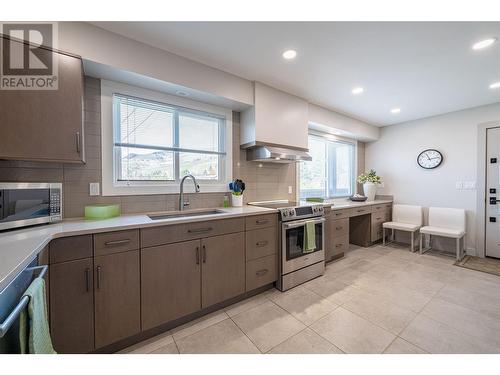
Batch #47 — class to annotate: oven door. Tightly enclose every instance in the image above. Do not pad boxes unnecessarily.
[282,217,325,275]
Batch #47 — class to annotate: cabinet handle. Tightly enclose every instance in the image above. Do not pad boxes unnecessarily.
[202,245,207,263]
[96,266,101,289]
[196,246,200,265]
[104,239,131,247]
[255,219,269,225]
[335,226,343,230]
[76,132,81,153]
[335,244,343,248]
[256,269,269,276]
[256,240,268,247]
[85,268,91,292]
[357,209,365,213]
[376,217,382,220]
[335,212,342,216]
[188,227,213,234]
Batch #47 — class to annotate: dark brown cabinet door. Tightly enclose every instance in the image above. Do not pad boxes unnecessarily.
[201,233,245,308]
[94,250,140,349]
[49,258,94,353]
[0,38,84,163]
[141,240,201,331]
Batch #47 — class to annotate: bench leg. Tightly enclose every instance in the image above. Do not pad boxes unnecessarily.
[410,231,414,253]
[383,227,386,246]
[419,232,423,254]
[456,237,460,261]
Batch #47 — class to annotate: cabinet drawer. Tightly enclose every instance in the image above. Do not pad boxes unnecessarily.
[371,223,384,242]
[332,234,349,255]
[94,229,140,256]
[371,204,387,213]
[349,207,371,217]
[50,235,93,264]
[331,218,349,237]
[246,255,277,291]
[246,226,277,261]
[245,214,277,231]
[141,217,245,248]
[330,209,349,220]
[371,212,386,225]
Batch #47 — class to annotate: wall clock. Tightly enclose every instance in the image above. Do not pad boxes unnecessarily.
[417,149,443,169]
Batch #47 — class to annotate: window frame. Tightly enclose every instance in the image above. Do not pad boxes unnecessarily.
[298,131,357,200]
[101,80,233,196]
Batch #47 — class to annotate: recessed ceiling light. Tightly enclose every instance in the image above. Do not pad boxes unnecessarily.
[490,81,500,89]
[175,90,189,97]
[282,49,297,60]
[472,37,497,50]
[352,87,364,95]
[390,108,401,114]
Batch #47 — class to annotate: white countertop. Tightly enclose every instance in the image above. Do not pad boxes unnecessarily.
[327,199,393,210]
[0,205,276,292]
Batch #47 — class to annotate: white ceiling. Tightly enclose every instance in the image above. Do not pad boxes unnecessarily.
[91,22,500,126]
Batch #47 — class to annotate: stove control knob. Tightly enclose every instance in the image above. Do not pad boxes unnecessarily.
[290,210,295,217]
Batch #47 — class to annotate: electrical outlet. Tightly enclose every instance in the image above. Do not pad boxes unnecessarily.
[89,182,100,196]
[463,181,476,190]
[288,186,293,194]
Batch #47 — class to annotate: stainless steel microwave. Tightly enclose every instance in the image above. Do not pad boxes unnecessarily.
[0,182,62,231]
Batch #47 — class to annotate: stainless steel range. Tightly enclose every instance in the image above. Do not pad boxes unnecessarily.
[248,200,325,291]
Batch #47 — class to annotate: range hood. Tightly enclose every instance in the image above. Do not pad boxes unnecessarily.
[245,145,312,163]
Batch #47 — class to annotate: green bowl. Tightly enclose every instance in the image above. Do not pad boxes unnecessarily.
[84,204,121,220]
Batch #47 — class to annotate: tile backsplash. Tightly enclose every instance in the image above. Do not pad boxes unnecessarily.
[0,77,297,218]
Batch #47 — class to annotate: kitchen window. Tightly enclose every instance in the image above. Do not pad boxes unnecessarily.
[101,80,232,196]
[299,134,356,199]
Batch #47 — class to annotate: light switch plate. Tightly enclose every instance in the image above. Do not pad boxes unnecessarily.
[89,182,100,196]
[463,181,476,190]
[288,186,293,194]
[455,181,463,190]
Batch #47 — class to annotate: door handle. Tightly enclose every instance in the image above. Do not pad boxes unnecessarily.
[104,239,131,247]
[96,266,101,289]
[202,245,207,263]
[188,227,213,234]
[255,269,269,276]
[76,132,81,153]
[85,268,91,292]
[256,240,268,247]
[196,246,200,265]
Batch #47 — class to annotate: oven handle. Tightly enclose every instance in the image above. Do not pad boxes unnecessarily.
[283,217,325,229]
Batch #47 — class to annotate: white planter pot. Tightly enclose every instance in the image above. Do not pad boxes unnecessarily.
[231,194,243,207]
[363,182,377,202]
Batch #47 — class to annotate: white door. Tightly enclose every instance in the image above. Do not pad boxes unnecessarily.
[486,127,500,258]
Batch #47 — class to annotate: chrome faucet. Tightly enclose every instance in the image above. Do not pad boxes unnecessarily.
[179,174,200,211]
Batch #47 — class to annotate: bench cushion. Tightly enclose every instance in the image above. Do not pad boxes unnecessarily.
[420,225,465,238]
[383,221,420,231]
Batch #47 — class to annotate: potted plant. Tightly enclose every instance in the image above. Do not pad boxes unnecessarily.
[357,170,382,201]
[228,179,245,207]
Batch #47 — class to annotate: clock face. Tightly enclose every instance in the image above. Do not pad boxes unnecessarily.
[417,149,443,169]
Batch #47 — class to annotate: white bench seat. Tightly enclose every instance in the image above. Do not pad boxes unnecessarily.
[419,226,465,238]
[419,207,466,260]
[382,204,422,252]
[383,222,421,232]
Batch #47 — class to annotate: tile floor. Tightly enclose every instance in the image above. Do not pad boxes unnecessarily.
[119,243,500,354]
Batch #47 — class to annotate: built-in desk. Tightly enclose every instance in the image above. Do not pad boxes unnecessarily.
[324,200,393,263]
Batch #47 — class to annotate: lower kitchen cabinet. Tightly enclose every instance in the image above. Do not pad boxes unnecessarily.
[94,250,141,349]
[141,240,201,331]
[49,258,94,354]
[201,232,245,308]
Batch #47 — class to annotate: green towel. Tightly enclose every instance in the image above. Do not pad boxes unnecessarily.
[19,278,56,354]
[303,220,317,253]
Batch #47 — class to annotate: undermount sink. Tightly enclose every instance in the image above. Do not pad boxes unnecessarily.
[148,209,225,220]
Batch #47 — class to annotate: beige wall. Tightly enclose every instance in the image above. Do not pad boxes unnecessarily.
[0,77,296,217]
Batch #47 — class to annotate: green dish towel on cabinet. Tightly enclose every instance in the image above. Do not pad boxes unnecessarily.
[19,277,56,354]
[303,220,317,253]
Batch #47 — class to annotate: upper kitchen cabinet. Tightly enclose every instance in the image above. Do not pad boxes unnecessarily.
[0,36,84,163]
[241,82,309,150]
